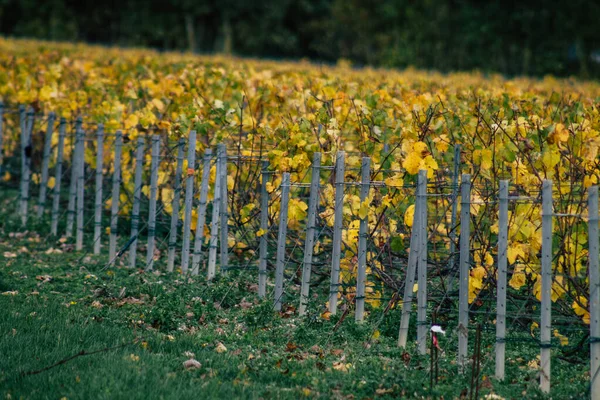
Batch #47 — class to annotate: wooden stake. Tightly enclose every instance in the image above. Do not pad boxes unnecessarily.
[355,157,371,322]
[416,169,428,354]
[540,179,553,393]
[274,172,291,311]
[495,180,509,380]
[299,152,321,316]
[75,118,85,251]
[66,119,77,237]
[207,147,222,280]
[93,124,104,255]
[258,160,270,297]
[398,171,423,348]
[108,131,123,261]
[145,134,160,271]
[50,118,66,235]
[191,148,213,275]
[166,138,185,272]
[328,151,346,314]
[129,137,145,268]
[181,130,197,274]
[219,144,229,273]
[37,112,56,217]
[20,107,32,225]
[458,174,471,372]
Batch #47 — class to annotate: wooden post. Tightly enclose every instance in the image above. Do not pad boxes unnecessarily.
[93,124,104,255]
[398,172,423,348]
[588,185,600,400]
[416,170,428,354]
[191,149,213,275]
[166,138,185,272]
[540,179,553,393]
[66,120,78,237]
[274,172,291,311]
[299,152,321,316]
[50,118,66,235]
[75,118,85,251]
[20,107,32,225]
[328,151,346,314]
[448,144,461,290]
[258,160,270,297]
[37,112,56,217]
[355,157,371,322]
[495,180,509,380]
[108,131,123,262]
[219,144,229,273]
[145,134,160,270]
[458,174,471,372]
[207,148,222,280]
[181,130,197,274]
[129,137,145,268]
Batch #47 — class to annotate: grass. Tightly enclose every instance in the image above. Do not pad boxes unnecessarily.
[0,189,591,399]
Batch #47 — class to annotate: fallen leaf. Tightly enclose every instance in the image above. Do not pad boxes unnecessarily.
[3,252,17,258]
[332,361,352,372]
[183,359,201,369]
[215,342,227,353]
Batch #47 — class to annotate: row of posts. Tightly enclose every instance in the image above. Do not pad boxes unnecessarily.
[4,104,600,397]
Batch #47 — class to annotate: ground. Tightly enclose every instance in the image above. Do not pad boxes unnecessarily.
[0,192,589,399]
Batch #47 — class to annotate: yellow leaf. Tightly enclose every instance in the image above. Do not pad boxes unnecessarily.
[509,270,526,290]
[215,342,227,353]
[404,204,415,228]
[402,152,422,175]
[256,228,268,237]
[124,114,139,130]
[358,200,369,220]
[553,329,569,346]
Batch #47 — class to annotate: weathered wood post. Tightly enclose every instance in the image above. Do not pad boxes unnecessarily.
[50,118,66,235]
[274,172,291,311]
[191,148,213,275]
[416,170,428,354]
[37,112,56,217]
[129,137,145,268]
[75,118,85,251]
[219,144,229,273]
[495,180,509,380]
[166,138,185,272]
[145,134,160,270]
[328,151,346,314]
[181,130,197,274]
[207,147,222,280]
[299,152,321,316]
[355,157,371,322]
[93,124,104,254]
[458,174,471,372]
[540,179,553,393]
[258,160,270,297]
[20,106,33,225]
[398,171,423,348]
[108,131,123,261]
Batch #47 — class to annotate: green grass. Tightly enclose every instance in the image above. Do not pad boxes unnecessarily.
[0,191,591,399]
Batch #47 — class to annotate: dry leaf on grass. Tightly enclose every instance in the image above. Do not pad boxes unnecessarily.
[183,359,201,369]
[215,342,227,353]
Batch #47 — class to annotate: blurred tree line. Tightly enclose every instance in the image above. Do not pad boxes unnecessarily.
[1,0,599,78]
